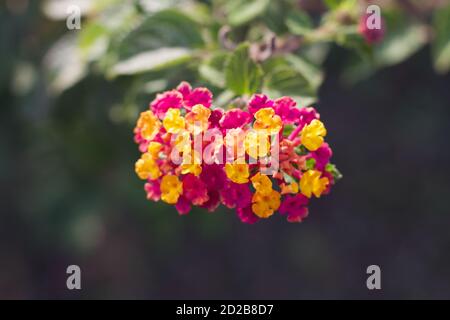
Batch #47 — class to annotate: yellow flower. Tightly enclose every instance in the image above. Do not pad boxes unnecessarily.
[135,153,161,180]
[245,130,270,158]
[147,142,162,158]
[251,189,281,218]
[185,104,211,133]
[281,182,299,195]
[136,110,161,140]
[181,150,202,176]
[300,119,327,151]
[160,174,183,204]
[251,172,272,195]
[299,169,329,198]
[253,108,282,133]
[163,108,185,134]
[172,130,192,153]
[225,161,250,184]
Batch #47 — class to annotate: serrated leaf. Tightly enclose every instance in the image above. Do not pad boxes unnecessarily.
[432,4,450,74]
[111,47,192,76]
[225,43,263,95]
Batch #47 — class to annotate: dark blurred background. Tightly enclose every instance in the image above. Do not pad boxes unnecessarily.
[1,0,450,299]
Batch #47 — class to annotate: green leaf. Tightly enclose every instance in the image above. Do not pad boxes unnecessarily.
[285,11,313,36]
[432,4,450,74]
[285,54,324,90]
[323,0,344,9]
[226,0,270,27]
[199,52,229,88]
[306,158,316,170]
[78,22,109,61]
[283,124,294,136]
[111,47,192,76]
[225,43,263,95]
[117,9,204,60]
[375,24,427,67]
[263,55,323,103]
[324,0,357,10]
[326,163,343,180]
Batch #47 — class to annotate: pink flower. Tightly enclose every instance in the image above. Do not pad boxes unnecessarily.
[219,109,252,129]
[176,196,191,215]
[358,13,385,44]
[287,207,309,223]
[310,142,332,171]
[274,97,301,124]
[150,90,183,119]
[209,108,224,128]
[200,164,226,189]
[176,81,192,99]
[237,206,259,224]
[220,181,252,209]
[298,107,320,129]
[176,81,212,111]
[144,180,161,201]
[182,174,209,205]
[201,190,221,212]
[248,94,274,114]
[134,131,150,153]
[279,194,309,223]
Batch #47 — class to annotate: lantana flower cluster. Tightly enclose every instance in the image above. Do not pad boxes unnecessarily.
[134,82,341,223]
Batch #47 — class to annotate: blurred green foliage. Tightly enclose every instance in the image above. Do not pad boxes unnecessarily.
[37,0,450,115]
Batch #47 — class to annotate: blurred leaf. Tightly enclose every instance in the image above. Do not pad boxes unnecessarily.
[285,54,324,90]
[301,42,331,66]
[324,0,357,10]
[226,0,270,27]
[117,9,204,60]
[43,34,87,95]
[371,10,427,68]
[214,89,236,108]
[111,47,192,76]
[225,43,263,95]
[376,24,427,67]
[342,11,428,84]
[78,22,109,61]
[432,4,450,74]
[199,52,229,88]
[43,0,94,20]
[323,0,344,9]
[263,56,319,107]
[263,0,290,34]
[286,11,313,36]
